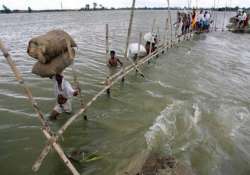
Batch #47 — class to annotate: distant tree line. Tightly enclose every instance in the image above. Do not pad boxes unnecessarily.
[0,5,33,13]
[2,5,11,13]
[79,2,107,11]
[0,3,249,14]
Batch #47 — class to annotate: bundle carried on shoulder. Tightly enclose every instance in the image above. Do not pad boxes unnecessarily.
[27,30,77,78]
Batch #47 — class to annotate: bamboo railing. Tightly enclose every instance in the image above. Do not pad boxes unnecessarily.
[0,40,80,175]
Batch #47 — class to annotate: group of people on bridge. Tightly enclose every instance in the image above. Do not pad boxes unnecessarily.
[174,9,212,37]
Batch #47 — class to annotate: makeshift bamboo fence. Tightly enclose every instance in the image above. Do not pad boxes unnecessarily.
[0,40,81,175]
[0,0,199,174]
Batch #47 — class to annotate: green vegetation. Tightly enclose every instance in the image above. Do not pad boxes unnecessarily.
[2,5,11,13]
[28,7,32,13]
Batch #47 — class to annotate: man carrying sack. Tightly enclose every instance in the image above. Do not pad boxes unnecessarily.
[27,30,79,120]
[50,74,79,120]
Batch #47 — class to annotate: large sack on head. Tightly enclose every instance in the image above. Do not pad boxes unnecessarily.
[27,30,77,64]
[144,32,156,43]
[32,49,75,78]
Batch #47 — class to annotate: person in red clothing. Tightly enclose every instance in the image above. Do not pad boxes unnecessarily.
[243,15,249,28]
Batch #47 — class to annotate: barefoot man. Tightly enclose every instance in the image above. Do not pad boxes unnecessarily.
[49,74,79,120]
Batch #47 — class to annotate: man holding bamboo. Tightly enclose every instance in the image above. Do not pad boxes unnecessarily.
[49,74,79,120]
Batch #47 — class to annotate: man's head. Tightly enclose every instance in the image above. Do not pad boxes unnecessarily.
[55,74,63,84]
[110,50,115,58]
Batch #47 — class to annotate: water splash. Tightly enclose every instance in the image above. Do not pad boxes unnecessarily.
[145,101,180,151]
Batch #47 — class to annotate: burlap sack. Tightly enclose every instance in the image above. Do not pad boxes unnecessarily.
[32,49,75,78]
[27,30,77,64]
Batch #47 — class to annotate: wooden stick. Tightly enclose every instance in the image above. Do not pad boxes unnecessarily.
[157,26,160,41]
[124,0,136,58]
[167,0,173,47]
[163,18,169,47]
[149,19,156,55]
[222,0,227,32]
[66,40,85,108]
[0,42,49,130]
[0,39,80,175]
[105,23,112,93]
[214,0,219,31]
[124,0,144,78]
[105,24,109,64]
[135,32,142,61]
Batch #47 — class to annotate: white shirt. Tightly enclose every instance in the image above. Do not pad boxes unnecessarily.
[53,76,75,99]
[197,13,204,22]
[243,12,247,20]
[205,13,210,21]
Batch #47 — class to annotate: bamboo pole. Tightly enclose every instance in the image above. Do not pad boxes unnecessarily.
[167,0,173,47]
[163,18,169,47]
[105,24,112,94]
[211,0,215,31]
[0,42,49,131]
[106,24,109,64]
[214,0,219,31]
[222,0,227,32]
[136,32,142,60]
[157,26,160,41]
[0,39,80,175]
[149,19,156,55]
[124,0,144,78]
[66,40,85,108]
[34,129,80,175]
[134,32,142,71]
[124,0,136,58]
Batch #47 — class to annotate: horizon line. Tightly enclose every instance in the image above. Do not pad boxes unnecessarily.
[1,6,250,11]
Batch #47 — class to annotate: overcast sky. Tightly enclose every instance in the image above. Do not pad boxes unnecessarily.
[1,0,250,10]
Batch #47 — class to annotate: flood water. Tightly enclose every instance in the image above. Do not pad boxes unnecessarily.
[0,10,250,175]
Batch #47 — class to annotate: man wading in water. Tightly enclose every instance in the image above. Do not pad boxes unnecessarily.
[108,50,123,67]
[49,74,79,120]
